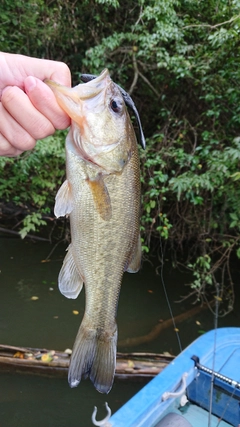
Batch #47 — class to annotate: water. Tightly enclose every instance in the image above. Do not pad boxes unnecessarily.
[0,372,141,427]
[1,237,240,426]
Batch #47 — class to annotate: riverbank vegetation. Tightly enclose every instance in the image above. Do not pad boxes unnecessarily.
[1,0,240,311]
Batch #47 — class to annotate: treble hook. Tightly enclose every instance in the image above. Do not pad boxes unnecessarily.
[92,402,112,426]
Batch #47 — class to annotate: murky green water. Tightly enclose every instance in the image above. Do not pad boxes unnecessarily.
[1,237,240,426]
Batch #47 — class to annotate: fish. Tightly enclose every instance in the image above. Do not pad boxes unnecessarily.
[45,69,142,394]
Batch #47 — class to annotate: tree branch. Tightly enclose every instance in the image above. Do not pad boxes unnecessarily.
[183,14,240,30]
[139,70,161,97]
[128,53,139,95]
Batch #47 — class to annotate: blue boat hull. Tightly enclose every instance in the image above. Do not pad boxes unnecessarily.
[109,327,240,427]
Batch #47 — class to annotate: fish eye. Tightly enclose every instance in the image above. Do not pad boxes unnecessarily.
[110,99,121,113]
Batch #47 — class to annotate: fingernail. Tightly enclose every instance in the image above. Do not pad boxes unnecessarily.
[25,76,37,93]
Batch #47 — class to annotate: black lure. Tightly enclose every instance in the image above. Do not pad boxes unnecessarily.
[80,73,146,150]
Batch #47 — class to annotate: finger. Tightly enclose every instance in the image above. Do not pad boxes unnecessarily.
[0,132,23,157]
[24,76,71,129]
[0,102,36,151]
[1,86,55,140]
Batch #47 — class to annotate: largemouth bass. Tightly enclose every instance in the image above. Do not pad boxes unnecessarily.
[46,69,141,394]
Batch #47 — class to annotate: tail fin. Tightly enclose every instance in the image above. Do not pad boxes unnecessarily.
[68,322,117,394]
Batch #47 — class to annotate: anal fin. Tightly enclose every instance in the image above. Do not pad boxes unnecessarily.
[126,234,142,273]
[54,179,74,218]
[58,244,83,299]
[87,175,112,221]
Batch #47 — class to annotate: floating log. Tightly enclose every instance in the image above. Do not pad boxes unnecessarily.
[118,301,213,347]
[115,352,174,380]
[0,344,174,380]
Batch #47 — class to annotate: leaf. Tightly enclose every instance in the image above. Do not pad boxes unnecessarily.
[236,248,240,259]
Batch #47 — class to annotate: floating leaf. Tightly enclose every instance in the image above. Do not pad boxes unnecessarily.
[25,353,33,359]
[72,310,79,315]
[127,360,135,368]
[163,351,172,357]
[41,353,53,363]
[13,351,24,359]
[31,296,39,301]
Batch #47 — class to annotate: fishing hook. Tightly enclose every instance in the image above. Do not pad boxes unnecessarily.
[92,402,112,426]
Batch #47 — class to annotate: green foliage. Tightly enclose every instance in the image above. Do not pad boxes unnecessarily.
[19,212,47,239]
[1,0,240,307]
[0,0,124,81]
[0,131,66,236]
[188,255,212,290]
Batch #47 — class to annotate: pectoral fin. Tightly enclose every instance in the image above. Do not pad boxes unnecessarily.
[87,176,112,221]
[58,244,83,299]
[54,180,74,218]
[126,234,142,273]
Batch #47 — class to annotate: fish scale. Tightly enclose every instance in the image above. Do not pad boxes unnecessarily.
[70,145,140,326]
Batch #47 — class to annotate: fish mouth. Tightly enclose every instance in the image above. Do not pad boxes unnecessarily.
[45,69,110,112]
[45,68,112,136]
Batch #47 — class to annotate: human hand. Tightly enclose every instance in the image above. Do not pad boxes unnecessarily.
[0,52,71,156]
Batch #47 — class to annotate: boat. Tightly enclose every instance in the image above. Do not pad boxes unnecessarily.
[99,327,240,427]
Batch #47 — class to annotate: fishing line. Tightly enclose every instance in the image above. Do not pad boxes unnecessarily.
[216,389,236,427]
[215,387,236,427]
[158,230,182,353]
